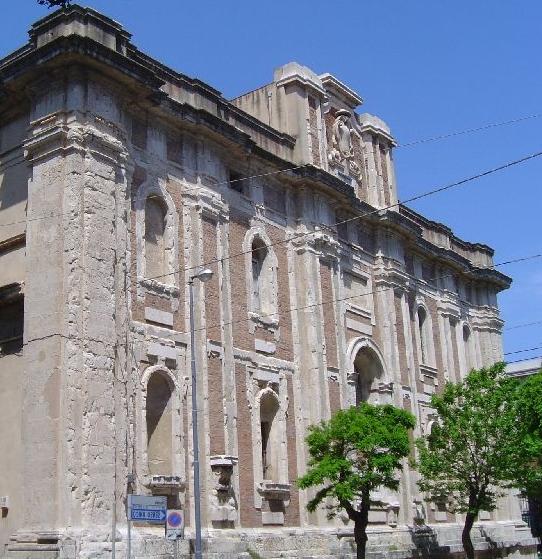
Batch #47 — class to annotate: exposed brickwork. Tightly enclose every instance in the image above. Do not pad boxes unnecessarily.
[234,363,261,528]
[202,217,221,342]
[372,311,384,359]
[201,217,225,455]
[427,298,445,387]
[394,292,410,386]
[380,145,390,206]
[129,167,147,324]
[450,318,460,381]
[254,325,275,344]
[163,178,184,332]
[320,260,338,369]
[229,215,252,352]
[328,379,341,415]
[308,96,321,167]
[267,224,293,361]
[284,373,300,527]
[130,207,145,324]
[207,354,225,455]
[407,291,423,394]
[352,134,367,201]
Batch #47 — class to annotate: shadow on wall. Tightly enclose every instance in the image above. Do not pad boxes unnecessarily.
[0,165,28,215]
[410,526,452,559]
[0,116,29,215]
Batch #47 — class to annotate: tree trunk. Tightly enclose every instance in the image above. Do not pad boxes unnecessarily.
[354,515,368,559]
[342,495,370,559]
[462,510,477,559]
[353,491,371,559]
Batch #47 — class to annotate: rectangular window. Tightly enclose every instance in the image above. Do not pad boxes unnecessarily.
[0,296,24,356]
[263,184,286,214]
[229,171,246,195]
[337,220,348,242]
[131,118,147,150]
[166,135,183,164]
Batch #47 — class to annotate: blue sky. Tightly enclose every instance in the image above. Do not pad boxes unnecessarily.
[2,0,541,362]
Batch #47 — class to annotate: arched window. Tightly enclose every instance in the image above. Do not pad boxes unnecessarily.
[418,306,429,365]
[146,371,173,476]
[250,235,278,316]
[145,196,168,278]
[260,392,280,481]
[463,324,473,372]
[354,346,386,404]
[252,237,266,312]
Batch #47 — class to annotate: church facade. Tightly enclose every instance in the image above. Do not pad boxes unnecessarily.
[0,6,534,558]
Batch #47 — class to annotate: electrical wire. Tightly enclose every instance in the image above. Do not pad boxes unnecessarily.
[0,164,307,229]
[504,320,542,331]
[144,149,542,283]
[177,252,542,336]
[504,345,542,356]
[397,113,542,148]
[2,110,541,229]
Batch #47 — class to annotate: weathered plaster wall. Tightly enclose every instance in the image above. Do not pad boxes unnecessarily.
[0,352,24,555]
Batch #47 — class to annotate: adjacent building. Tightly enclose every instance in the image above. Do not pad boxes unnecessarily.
[0,5,533,557]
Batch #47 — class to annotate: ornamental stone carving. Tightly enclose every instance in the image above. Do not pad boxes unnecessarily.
[328,109,362,179]
[209,455,238,526]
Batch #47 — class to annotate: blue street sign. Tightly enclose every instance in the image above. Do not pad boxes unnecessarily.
[128,495,167,523]
[131,509,166,522]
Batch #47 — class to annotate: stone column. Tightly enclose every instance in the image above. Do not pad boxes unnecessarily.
[361,132,381,208]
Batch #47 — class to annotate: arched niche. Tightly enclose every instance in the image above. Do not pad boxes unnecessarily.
[242,227,278,319]
[462,322,475,374]
[145,196,168,278]
[146,370,174,475]
[259,390,280,481]
[347,338,391,405]
[135,177,179,289]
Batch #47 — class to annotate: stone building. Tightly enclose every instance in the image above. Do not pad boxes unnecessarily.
[0,5,534,558]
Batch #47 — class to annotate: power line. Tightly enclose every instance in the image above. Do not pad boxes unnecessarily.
[507,355,542,365]
[504,344,542,356]
[2,253,539,360]
[0,164,307,229]
[145,149,542,283]
[397,113,542,148]
[505,320,542,331]
[2,111,541,230]
[180,252,542,337]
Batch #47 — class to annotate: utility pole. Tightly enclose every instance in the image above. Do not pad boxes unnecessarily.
[188,268,213,559]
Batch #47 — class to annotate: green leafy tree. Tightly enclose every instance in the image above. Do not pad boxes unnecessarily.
[416,363,533,558]
[37,0,71,8]
[514,369,542,497]
[297,403,415,559]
